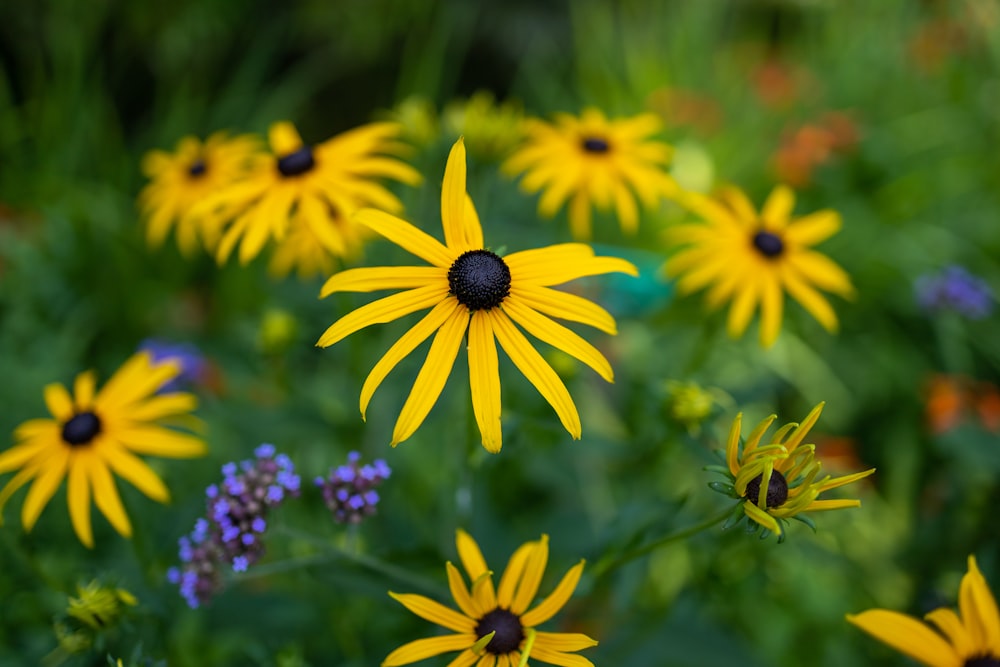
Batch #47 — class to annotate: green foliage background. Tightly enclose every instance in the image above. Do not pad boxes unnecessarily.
[1,0,999,665]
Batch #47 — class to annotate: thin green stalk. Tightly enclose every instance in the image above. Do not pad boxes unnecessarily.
[590,506,733,581]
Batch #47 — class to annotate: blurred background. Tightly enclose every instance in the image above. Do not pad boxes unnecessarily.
[1,0,999,665]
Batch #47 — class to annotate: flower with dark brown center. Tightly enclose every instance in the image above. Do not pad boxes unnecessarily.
[61,412,102,446]
[447,249,511,311]
[277,146,316,177]
[752,230,785,258]
[475,608,525,654]
[743,469,789,509]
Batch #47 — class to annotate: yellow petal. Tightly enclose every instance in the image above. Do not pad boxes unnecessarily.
[67,452,93,547]
[521,560,585,627]
[361,298,460,419]
[391,304,468,446]
[515,254,638,287]
[383,634,474,667]
[782,403,824,453]
[725,413,743,477]
[74,371,97,411]
[446,562,481,619]
[0,437,51,474]
[95,353,180,412]
[320,266,445,298]
[317,284,449,348]
[0,465,41,520]
[22,446,70,531]
[781,263,840,332]
[568,191,592,240]
[788,250,855,297]
[742,501,781,535]
[612,181,639,235]
[100,444,170,503]
[90,454,133,539]
[388,592,476,633]
[511,535,548,615]
[442,138,469,251]
[785,209,841,246]
[925,608,974,659]
[115,426,206,458]
[526,647,595,667]
[464,194,484,249]
[758,271,784,348]
[509,285,617,335]
[355,209,453,268]
[846,610,961,667]
[504,244,595,277]
[502,300,613,382]
[269,121,304,155]
[124,393,198,422]
[496,541,535,609]
[726,278,760,339]
[761,185,795,230]
[44,382,75,422]
[491,312,581,439]
[531,631,598,652]
[962,555,1000,654]
[468,311,502,453]
[456,529,497,609]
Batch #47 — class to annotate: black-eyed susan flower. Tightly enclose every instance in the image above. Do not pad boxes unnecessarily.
[664,185,855,348]
[139,132,259,256]
[0,352,206,547]
[198,120,420,265]
[848,555,1000,666]
[317,138,638,452]
[706,402,875,540]
[267,206,369,280]
[503,107,676,239]
[384,529,596,667]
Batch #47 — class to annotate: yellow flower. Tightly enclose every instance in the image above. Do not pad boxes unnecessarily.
[503,107,676,239]
[0,352,206,547]
[267,206,369,280]
[384,529,596,667]
[664,185,855,348]
[67,580,138,630]
[848,556,1000,667]
[317,138,637,452]
[198,120,420,265]
[708,403,875,540]
[443,91,525,160]
[139,132,259,256]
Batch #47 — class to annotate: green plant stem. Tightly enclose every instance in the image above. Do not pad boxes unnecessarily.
[590,506,734,581]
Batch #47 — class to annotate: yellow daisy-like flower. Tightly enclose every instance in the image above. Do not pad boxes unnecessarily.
[0,352,207,547]
[664,184,855,348]
[198,120,421,265]
[384,529,596,667]
[139,132,259,256]
[267,206,369,280]
[502,107,676,240]
[707,402,875,540]
[317,138,638,452]
[848,556,1000,667]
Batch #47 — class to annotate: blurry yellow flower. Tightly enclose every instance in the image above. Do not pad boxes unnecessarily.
[0,352,206,547]
[197,121,420,265]
[139,132,259,256]
[665,185,855,348]
[67,580,137,630]
[267,206,369,280]
[443,91,525,159]
[384,529,596,667]
[664,380,727,434]
[707,403,875,540]
[503,108,676,239]
[318,138,637,452]
[384,95,439,148]
[258,308,299,354]
[848,555,1000,667]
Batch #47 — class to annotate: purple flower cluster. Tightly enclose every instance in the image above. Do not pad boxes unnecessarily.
[315,452,391,524]
[916,266,994,320]
[138,338,208,392]
[167,444,300,608]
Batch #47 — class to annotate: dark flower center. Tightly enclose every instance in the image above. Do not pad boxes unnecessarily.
[475,608,524,655]
[188,159,207,178]
[61,412,102,446]
[744,470,789,509]
[965,657,1000,667]
[581,137,610,153]
[752,231,785,258]
[448,249,511,311]
[276,146,316,177]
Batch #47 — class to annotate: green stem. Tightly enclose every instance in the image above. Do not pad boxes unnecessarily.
[589,506,733,580]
